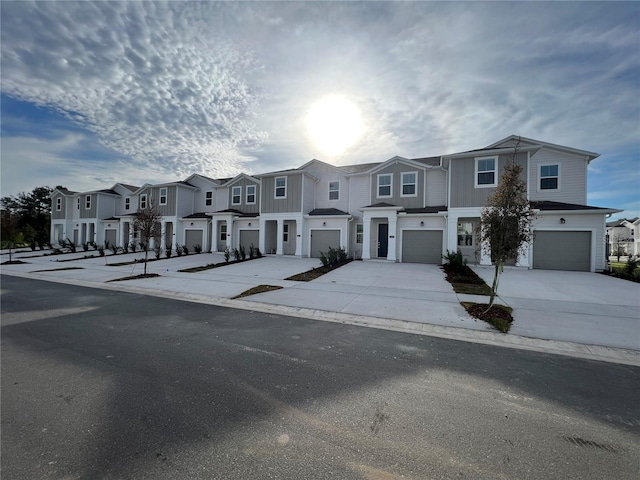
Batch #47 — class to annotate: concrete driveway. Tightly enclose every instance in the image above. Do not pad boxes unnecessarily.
[471,266,640,350]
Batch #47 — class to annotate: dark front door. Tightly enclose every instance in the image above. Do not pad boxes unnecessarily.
[377,223,388,258]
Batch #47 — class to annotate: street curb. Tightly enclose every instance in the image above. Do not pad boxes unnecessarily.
[3,270,639,367]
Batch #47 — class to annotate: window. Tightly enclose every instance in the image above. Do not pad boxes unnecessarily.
[475,157,497,187]
[457,222,474,247]
[232,186,242,205]
[540,164,559,190]
[56,197,62,211]
[401,172,417,197]
[77,198,80,210]
[356,224,363,244]
[205,191,213,207]
[246,185,256,204]
[159,187,167,205]
[329,181,339,201]
[125,197,130,210]
[377,174,392,198]
[140,194,147,209]
[85,195,91,210]
[275,177,287,198]
[283,223,289,242]
[220,223,227,241]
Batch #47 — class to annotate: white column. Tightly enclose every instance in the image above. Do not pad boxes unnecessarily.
[212,221,219,252]
[387,216,397,262]
[160,222,166,250]
[446,214,459,255]
[204,221,210,252]
[294,218,302,256]
[362,213,371,260]
[225,219,232,250]
[276,219,284,255]
[258,218,266,254]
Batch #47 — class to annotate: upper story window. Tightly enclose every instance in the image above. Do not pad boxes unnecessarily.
[356,224,363,244]
[475,157,497,188]
[275,177,287,198]
[540,164,559,190]
[246,185,256,204]
[377,173,392,198]
[140,194,147,209]
[125,197,130,210]
[85,195,91,210]
[329,181,339,201]
[77,197,80,210]
[159,187,167,205]
[232,186,242,205]
[56,197,62,211]
[401,172,417,197]
[283,223,289,242]
[205,191,213,207]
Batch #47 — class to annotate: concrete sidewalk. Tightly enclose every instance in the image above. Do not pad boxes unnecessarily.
[2,249,639,365]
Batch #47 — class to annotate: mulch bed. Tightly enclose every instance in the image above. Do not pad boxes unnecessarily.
[285,259,353,282]
[599,271,640,283]
[1,260,28,265]
[106,273,160,282]
[232,284,283,299]
[178,256,263,273]
[441,264,492,295]
[462,302,514,333]
[30,267,84,272]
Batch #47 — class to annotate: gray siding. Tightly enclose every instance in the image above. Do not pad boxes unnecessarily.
[260,174,303,213]
[79,194,97,218]
[227,178,260,214]
[529,149,587,204]
[450,152,528,208]
[51,194,66,219]
[533,231,591,271]
[370,163,424,209]
[140,186,177,216]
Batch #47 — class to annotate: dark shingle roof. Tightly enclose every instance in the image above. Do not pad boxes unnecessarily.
[404,206,448,214]
[96,189,119,195]
[341,162,381,174]
[119,184,139,192]
[308,208,350,216]
[530,201,611,211]
[102,217,120,221]
[362,202,397,208]
[214,208,258,217]
[183,213,212,219]
[410,156,441,166]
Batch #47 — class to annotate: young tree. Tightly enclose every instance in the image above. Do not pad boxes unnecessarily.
[1,209,21,261]
[611,232,627,262]
[477,140,536,309]
[133,200,162,275]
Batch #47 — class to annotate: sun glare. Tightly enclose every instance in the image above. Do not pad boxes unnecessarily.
[305,95,364,156]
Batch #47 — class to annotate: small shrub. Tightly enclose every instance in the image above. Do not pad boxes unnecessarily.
[82,242,89,252]
[233,248,241,262]
[249,243,255,259]
[239,245,246,261]
[52,248,63,255]
[327,246,339,266]
[443,249,467,269]
[337,246,347,262]
[165,246,172,258]
[154,245,162,259]
[182,244,189,255]
[66,238,77,253]
[109,244,118,255]
[319,251,330,268]
[138,241,146,251]
[256,247,262,258]
[130,242,137,253]
[90,241,97,250]
[29,242,37,251]
[123,241,129,253]
[104,240,110,250]
[624,257,639,276]
[175,244,183,257]
[98,245,105,257]
[193,244,202,254]
[224,247,230,263]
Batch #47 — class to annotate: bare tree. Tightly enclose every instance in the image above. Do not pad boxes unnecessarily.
[477,139,536,309]
[611,232,627,262]
[133,199,162,275]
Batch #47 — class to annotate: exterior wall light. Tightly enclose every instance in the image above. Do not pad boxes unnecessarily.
[323,221,326,226]
[560,218,566,224]
[420,221,424,226]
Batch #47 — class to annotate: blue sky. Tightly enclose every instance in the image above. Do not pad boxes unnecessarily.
[1,1,638,219]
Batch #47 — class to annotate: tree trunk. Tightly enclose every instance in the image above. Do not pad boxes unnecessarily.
[144,246,148,275]
[486,259,503,312]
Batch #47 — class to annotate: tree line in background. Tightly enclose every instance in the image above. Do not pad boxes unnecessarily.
[1,186,55,252]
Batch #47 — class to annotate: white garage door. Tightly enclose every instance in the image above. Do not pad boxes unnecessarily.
[104,229,117,247]
[310,229,340,258]
[533,231,591,271]
[239,230,259,250]
[402,230,443,264]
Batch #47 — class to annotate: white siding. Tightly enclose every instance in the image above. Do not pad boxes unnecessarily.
[426,168,447,206]
[187,176,218,212]
[216,187,229,211]
[304,162,350,212]
[302,175,316,213]
[96,195,116,219]
[176,186,196,218]
[529,149,588,204]
[348,175,371,215]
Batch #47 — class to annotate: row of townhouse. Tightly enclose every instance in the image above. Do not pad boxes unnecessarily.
[606,218,640,257]
[50,135,621,272]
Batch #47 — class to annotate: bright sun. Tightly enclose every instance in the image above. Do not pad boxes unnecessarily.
[305,95,364,156]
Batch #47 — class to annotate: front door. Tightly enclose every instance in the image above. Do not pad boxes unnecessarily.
[377,223,388,258]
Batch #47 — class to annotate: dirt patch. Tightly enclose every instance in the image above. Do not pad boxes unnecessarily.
[178,256,262,273]
[1,260,28,265]
[286,259,352,281]
[441,264,492,295]
[462,302,513,333]
[30,267,84,272]
[232,284,283,299]
[106,273,161,282]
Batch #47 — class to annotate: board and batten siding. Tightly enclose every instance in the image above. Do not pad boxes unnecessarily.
[51,193,66,219]
[529,149,587,204]
[370,163,425,209]
[139,186,177,216]
[260,174,303,213]
[79,194,97,218]
[449,152,527,208]
[304,162,350,213]
[302,175,316,213]
[96,195,116,220]
[349,175,371,214]
[425,168,447,206]
[227,178,260,214]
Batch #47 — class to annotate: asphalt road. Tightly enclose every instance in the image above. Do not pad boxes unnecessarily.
[1,275,639,480]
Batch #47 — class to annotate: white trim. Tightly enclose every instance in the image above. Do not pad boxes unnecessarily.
[308,228,344,257]
[274,176,287,199]
[159,187,168,206]
[246,184,256,205]
[329,181,340,201]
[140,194,147,209]
[85,194,92,210]
[532,228,596,272]
[232,185,242,205]
[125,197,130,210]
[538,163,561,192]
[474,156,498,188]
[400,171,418,197]
[56,197,62,211]
[356,223,364,244]
[205,191,213,207]
[377,173,393,198]
[399,227,445,263]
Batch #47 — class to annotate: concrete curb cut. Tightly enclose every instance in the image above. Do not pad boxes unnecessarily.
[3,270,639,367]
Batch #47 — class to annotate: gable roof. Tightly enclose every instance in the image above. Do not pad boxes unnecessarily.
[531,201,621,213]
[486,135,599,162]
[50,187,77,197]
[183,173,221,186]
[224,173,262,186]
[135,181,198,193]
